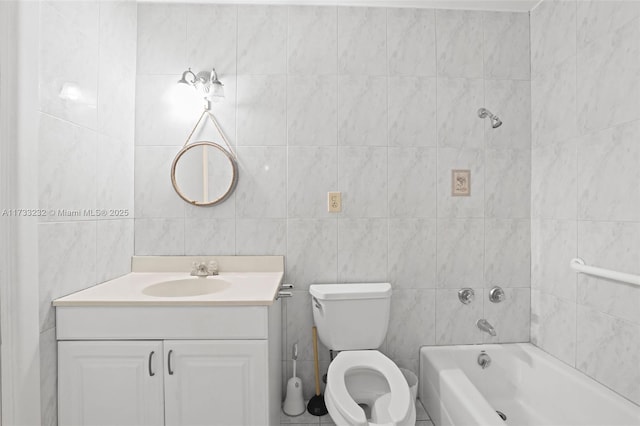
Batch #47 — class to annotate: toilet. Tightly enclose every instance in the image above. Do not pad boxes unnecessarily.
[309,283,416,426]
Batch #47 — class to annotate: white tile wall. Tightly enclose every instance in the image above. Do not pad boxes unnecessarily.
[38,2,137,425]
[531,0,640,405]
[135,4,531,400]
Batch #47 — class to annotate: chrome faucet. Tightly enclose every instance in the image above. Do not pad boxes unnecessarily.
[190,260,218,277]
[476,319,496,336]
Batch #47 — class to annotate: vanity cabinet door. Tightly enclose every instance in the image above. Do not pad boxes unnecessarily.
[163,340,269,426]
[58,341,165,426]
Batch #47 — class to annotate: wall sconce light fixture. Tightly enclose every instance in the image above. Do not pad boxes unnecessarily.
[178,67,225,109]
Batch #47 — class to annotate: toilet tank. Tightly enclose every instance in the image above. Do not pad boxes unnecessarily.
[309,283,392,351]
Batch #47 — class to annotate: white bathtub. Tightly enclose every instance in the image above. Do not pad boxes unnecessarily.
[419,343,640,426]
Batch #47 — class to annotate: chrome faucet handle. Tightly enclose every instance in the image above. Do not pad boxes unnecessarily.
[206,260,218,275]
[489,286,505,303]
[458,288,475,304]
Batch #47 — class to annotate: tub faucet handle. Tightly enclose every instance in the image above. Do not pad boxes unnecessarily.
[489,286,505,303]
[458,288,475,304]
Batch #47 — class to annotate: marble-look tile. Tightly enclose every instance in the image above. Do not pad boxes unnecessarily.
[134,146,184,218]
[577,221,640,325]
[97,134,134,214]
[337,76,387,146]
[288,147,337,218]
[235,146,286,218]
[436,78,484,149]
[98,1,136,142]
[388,219,437,289]
[38,115,96,221]
[184,193,236,220]
[485,149,530,219]
[288,6,337,75]
[577,0,640,50]
[436,148,484,218]
[96,219,134,284]
[40,328,57,426]
[530,290,577,367]
[386,289,436,360]
[531,56,577,147]
[388,147,437,218]
[237,5,287,75]
[137,3,185,75]
[388,77,437,147]
[237,75,286,146]
[530,0,576,79]
[435,288,484,345]
[577,19,640,135]
[184,218,236,255]
[337,7,386,76]
[235,218,286,255]
[531,140,577,220]
[530,219,577,301]
[483,287,530,343]
[337,218,388,282]
[484,79,531,151]
[134,218,184,256]
[436,218,484,289]
[287,75,337,146]
[484,219,530,288]
[39,1,99,129]
[337,147,387,218]
[186,4,237,74]
[286,219,338,291]
[39,221,97,331]
[576,306,640,404]
[483,12,530,80]
[577,121,640,222]
[387,8,436,77]
[435,10,483,79]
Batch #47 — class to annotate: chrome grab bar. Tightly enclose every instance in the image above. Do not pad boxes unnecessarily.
[570,258,640,287]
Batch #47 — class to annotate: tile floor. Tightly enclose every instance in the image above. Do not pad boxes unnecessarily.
[280,398,434,426]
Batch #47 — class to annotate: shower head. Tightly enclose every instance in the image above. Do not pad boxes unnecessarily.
[478,108,502,128]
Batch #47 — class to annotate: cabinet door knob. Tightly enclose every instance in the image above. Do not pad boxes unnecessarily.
[168,349,174,375]
[148,351,155,377]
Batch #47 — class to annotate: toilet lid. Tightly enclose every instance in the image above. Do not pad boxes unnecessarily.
[327,351,411,425]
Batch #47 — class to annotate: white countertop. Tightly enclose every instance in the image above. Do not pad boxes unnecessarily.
[53,271,284,307]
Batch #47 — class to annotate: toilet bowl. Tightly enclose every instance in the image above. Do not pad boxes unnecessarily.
[325,350,415,426]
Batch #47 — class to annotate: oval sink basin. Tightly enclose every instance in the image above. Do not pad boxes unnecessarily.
[142,278,231,297]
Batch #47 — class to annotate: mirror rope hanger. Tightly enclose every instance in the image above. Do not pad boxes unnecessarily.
[183,109,236,159]
[171,108,239,206]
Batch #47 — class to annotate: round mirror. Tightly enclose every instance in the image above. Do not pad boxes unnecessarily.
[171,141,238,206]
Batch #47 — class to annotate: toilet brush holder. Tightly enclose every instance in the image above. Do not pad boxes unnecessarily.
[283,343,305,416]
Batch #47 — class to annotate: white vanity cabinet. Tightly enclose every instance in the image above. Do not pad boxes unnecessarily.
[59,339,269,426]
[56,302,282,426]
[58,340,165,426]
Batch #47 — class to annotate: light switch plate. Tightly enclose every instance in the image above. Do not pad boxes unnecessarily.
[328,192,341,212]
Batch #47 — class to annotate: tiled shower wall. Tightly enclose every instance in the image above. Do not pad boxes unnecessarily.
[530,0,640,405]
[37,2,137,425]
[135,4,532,398]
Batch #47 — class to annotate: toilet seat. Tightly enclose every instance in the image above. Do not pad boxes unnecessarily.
[326,350,413,426]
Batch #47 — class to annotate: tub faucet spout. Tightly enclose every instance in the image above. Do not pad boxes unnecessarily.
[477,319,496,336]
